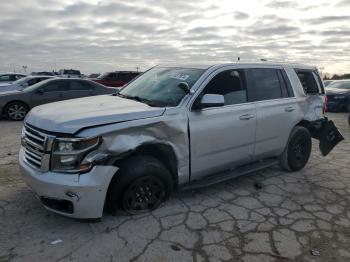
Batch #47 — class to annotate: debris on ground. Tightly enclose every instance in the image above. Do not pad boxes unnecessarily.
[50,239,63,245]
[170,245,181,251]
[254,182,263,189]
[311,250,321,256]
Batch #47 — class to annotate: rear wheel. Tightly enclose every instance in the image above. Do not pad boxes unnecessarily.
[5,102,28,121]
[280,126,312,172]
[106,155,173,215]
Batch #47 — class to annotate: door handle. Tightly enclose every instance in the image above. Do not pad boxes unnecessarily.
[285,106,295,112]
[239,114,255,120]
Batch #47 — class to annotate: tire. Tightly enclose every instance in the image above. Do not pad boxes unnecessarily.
[106,155,173,215]
[279,126,312,172]
[5,102,29,121]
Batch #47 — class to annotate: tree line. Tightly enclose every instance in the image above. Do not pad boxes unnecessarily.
[324,73,350,80]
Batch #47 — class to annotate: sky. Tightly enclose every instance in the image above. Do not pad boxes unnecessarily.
[0,0,349,75]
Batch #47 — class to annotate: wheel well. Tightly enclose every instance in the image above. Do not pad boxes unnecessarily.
[114,143,179,188]
[3,100,30,117]
[296,119,321,139]
[295,120,309,128]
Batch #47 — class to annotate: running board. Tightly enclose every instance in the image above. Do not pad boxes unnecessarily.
[182,158,278,191]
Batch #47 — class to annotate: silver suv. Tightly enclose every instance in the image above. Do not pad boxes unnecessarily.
[19,63,344,219]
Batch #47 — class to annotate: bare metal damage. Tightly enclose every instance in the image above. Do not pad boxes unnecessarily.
[303,95,325,122]
[78,111,190,184]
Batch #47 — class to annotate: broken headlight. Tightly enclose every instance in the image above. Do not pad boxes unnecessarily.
[51,136,100,173]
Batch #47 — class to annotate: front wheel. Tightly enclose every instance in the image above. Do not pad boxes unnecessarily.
[280,126,312,172]
[5,102,29,121]
[106,155,173,215]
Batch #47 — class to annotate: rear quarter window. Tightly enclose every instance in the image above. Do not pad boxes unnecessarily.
[295,69,324,94]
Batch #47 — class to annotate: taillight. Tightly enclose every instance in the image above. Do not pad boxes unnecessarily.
[323,95,328,114]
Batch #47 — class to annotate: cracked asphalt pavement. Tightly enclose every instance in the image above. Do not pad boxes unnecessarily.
[0,113,349,262]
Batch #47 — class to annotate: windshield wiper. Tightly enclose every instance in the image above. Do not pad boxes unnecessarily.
[115,93,165,107]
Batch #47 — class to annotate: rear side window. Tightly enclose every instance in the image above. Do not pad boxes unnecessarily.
[246,68,287,101]
[202,69,247,105]
[70,81,92,90]
[295,69,323,94]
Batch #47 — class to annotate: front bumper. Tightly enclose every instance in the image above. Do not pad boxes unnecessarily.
[19,147,118,219]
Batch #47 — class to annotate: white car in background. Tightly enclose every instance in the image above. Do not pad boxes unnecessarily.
[57,69,82,78]
[0,73,26,84]
[0,76,54,93]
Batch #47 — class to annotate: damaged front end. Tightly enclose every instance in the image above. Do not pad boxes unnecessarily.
[308,117,344,156]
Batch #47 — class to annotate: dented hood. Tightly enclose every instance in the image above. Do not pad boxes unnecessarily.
[25,95,166,134]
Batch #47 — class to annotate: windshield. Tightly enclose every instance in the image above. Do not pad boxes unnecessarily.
[327,81,350,89]
[119,67,204,107]
[22,79,52,92]
[97,72,109,79]
[11,77,30,86]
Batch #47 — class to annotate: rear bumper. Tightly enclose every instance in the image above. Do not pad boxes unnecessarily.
[19,148,118,219]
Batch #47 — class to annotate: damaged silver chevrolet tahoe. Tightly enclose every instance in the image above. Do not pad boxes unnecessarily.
[19,63,344,219]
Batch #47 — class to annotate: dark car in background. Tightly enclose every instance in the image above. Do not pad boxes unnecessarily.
[57,69,82,78]
[0,73,26,84]
[326,80,350,112]
[31,71,56,76]
[0,78,115,120]
[93,71,140,87]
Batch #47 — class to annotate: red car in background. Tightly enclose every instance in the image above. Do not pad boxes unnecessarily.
[92,71,140,87]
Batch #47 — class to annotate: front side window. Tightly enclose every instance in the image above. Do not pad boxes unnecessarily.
[27,78,40,86]
[202,69,247,105]
[119,67,204,107]
[15,75,24,80]
[246,68,284,101]
[43,80,69,92]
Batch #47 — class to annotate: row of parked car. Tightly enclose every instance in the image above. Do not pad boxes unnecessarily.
[0,69,349,121]
[0,70,141,84]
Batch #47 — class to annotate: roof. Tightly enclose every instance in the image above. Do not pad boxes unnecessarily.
[159,62,317,70]
[105,71,141,73]
[0,73,27,76]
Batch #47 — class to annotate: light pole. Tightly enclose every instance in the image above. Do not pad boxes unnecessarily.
[319,66,324,78]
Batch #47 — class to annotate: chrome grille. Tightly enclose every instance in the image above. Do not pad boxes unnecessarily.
[22,124,54,171]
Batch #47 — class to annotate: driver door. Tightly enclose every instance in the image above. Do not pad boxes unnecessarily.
[188,68,257,180]
[31,80,69,106]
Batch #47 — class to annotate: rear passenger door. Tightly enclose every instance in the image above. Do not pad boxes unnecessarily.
[246,68,300,159]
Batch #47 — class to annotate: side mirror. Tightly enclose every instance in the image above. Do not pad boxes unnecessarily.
[36,88,44,94]
[199,94,225,108]
[177,82,190,94]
